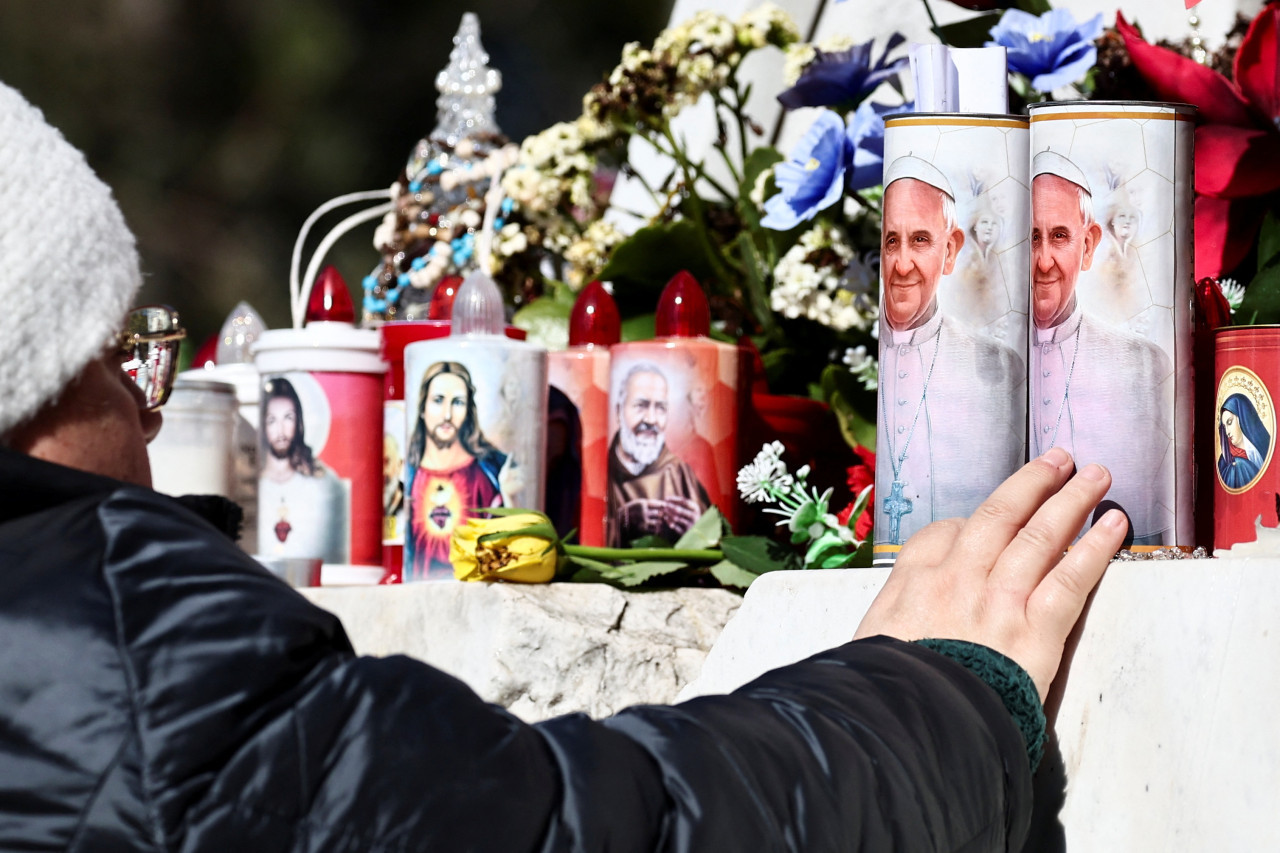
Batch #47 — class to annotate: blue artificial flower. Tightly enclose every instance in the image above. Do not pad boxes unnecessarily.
[846,100,912,191]
[988,8,1105,93]
[762,110,851,231]
[778,34,907,110]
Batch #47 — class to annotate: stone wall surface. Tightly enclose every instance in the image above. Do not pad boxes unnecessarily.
[303,582,741,722]
[682,561,1280,852]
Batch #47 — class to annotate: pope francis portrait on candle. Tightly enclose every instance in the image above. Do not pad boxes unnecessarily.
[875,155,1024,551]
[1029,150,1174,545]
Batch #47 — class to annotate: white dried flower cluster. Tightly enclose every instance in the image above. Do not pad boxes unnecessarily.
[1219,277,1245,313]
[493,222,529,258]
[495,5,802,290]
[842,345,879,391]
[783,34,857,86]
[563,220,626,287]
[494,117,617,277]
[737,3,801,50]
[501,166,564,215]
[519,122,587,173]
[737,440,792,504]
[816,33,856,52]
[782,43,816,86]
[686,10,738,54]
[677,53,729,95]
[770,224,876,332]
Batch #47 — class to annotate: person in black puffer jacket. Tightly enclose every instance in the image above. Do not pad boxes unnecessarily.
[0,79,1127,852]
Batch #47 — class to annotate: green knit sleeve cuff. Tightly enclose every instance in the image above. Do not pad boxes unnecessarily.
[914,638,1046,771]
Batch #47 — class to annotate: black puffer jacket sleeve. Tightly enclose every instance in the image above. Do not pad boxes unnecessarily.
[97,488,1031,852]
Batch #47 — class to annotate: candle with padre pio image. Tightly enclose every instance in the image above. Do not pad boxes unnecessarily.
[1027,101,1195,550]
[873,114,1030,566]
[401,272,548,581]
[605,272,745,548]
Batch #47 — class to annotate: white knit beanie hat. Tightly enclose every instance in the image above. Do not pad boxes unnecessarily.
[0,81,142,435]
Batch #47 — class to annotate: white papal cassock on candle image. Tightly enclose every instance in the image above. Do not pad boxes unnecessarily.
[1026,102,1194,548]
[874,114,1030,566]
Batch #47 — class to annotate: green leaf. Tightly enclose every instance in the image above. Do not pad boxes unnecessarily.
[1015,0,1052,14]
[477,522,559,546]
[1240,262,1280,326]
[566,564,629,587]
[933,11,1002,48]
[545,278,580,307]
[627,534,672,549]
[477,507,552,521]
[709,559,761,589]
[735,232,778,336]
[847,537,874,569]
[567,566,606,583]
[792,500,820,531]
[674,506,726,550]
[599,560,689,587]
[822,362,877,450]
[740,147,783,195]
[803,530,847,567]
[737,147,784,232]
[820,363,860,406]
[1257,210,1280,274]
[829,389,877,451]
[720,535,801,573]
[566,554,617,573]
[512,295,572,350]
[620,313,656,342]
[821,552,852,569]
[844,484,874,533]
[598,220,718,316]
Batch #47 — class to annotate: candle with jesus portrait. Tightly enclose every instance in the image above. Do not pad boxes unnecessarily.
[402,271,548,581]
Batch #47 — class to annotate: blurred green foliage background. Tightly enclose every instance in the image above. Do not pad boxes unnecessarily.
[0,0,671,348]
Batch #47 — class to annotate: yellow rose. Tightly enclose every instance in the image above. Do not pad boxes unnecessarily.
[450,513,558,583]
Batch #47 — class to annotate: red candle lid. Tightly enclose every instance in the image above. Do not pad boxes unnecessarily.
[305,266,356,324]
[428,275,465,320]
[378,320,453,363]
[655,270,710,338]
[191,332,218,369]
[569,281,621,347]
[1195,277,1231,331]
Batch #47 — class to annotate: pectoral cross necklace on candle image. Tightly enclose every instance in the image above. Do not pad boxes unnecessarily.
[880,341,940,545]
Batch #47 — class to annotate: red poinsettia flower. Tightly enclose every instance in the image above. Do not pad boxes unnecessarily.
[836,446,875,541]
[1117,8,1280,279]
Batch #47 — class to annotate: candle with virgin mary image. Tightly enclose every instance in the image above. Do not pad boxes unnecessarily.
[1027,101,1195,552]
[873,114,1030,566]
[1214,328,1280,552]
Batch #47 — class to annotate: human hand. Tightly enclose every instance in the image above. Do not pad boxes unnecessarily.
[622,499,666,535]
[662,496,702,535]
[854,448,1127,700]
